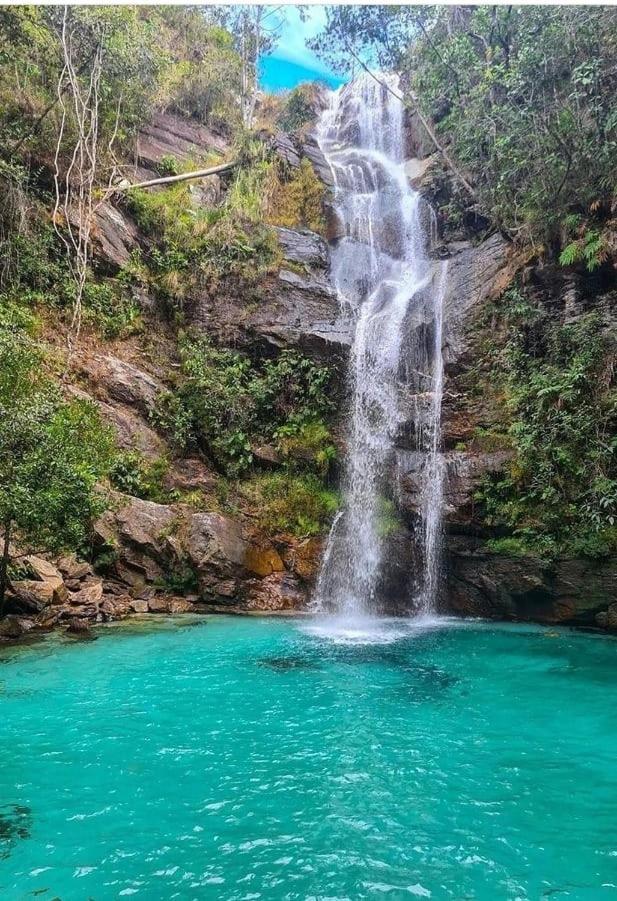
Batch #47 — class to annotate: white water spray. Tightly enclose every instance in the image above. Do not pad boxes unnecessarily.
[312,74,447,620]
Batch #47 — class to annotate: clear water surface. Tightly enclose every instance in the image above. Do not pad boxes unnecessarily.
[1,615,616,899]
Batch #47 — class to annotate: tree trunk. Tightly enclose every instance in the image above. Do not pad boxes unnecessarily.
[0,518,12,618]
[113,161,237,193]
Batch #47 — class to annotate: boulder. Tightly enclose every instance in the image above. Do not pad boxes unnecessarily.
[99,596,132,619]
[65,619,97,640]
[148,596,194,614]
[164,458,217,494]
[69,579,104,606]
[77,355,165,418]
[244,543,285,578]
[35,607,62,630]
[57,554,94,582]
[8,580,55,610]
[185,512,248,596]
[245,572,306,611]
[92,202,140,269]
[0,615,34,640]
[281,537,323,584]
[25,556,63,589]
[130,599,149,614]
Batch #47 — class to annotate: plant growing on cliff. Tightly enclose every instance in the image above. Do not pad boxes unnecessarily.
[0,328,113,613]
[152,334,336,478]
[477,290,617,558]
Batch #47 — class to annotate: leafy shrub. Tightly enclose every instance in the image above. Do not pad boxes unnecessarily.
[276,84,318,133]
[240,472,338,538]
[124,171,280,304]
[275,419,337,475]
[267,158,325,234]
[155,562,199,595]
[476,287,617,558]
[108,452,172,503]
[152,334,336,478]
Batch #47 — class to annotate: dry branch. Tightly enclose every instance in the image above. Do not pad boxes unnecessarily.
[113,161,237,193]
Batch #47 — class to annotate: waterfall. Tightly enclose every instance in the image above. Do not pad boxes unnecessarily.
[312,74,448,619]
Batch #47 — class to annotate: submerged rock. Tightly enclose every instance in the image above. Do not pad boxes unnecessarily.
[65,619,97,640]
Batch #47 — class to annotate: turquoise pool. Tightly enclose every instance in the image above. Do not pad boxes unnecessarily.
[1,615,616,899]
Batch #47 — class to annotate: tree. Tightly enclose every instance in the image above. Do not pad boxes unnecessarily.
[0,328,114,614]
[311,5,617,243]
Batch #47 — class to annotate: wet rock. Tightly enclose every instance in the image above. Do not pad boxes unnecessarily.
[0,616,34,640]
[274,226,329,268]
[35,607,62,630]
[442,234,510,368]
[130,599,149,614]
[397,449,514,527]
[444,536,617,624]
[259,655,319,671]
[0,804,32,856]
[148,596,194,614]
[99,596,132,619]
[245,543,285,578]
[281,537,323,584]
[65,618,97,640]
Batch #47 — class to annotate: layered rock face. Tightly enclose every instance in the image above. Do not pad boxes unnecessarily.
[10,103,612,639]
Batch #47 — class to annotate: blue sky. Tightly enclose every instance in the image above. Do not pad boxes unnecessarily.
[259,5,346,92]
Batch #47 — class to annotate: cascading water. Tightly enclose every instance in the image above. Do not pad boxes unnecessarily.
[312,74,448,621]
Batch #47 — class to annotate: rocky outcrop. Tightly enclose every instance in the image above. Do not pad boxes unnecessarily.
[441,233,510,368]
[93,495,310,611]
[137,111,229,172]
[92,202,140,269]
[191,225,350,361]
[445,537,617,626]
[397,449,513,527]
[77,354,165,417]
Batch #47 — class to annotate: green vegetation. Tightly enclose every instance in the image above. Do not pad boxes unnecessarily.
[313,7,617,250]
[240,473,338,539]
[0,322,114,610]
[276,84,319,133]
[153,332,336,479]
[108,452,173,504]
[267,158,326,235]
[475,288,617,559]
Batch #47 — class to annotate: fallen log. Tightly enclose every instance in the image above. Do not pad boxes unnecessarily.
[113,161,237,192]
